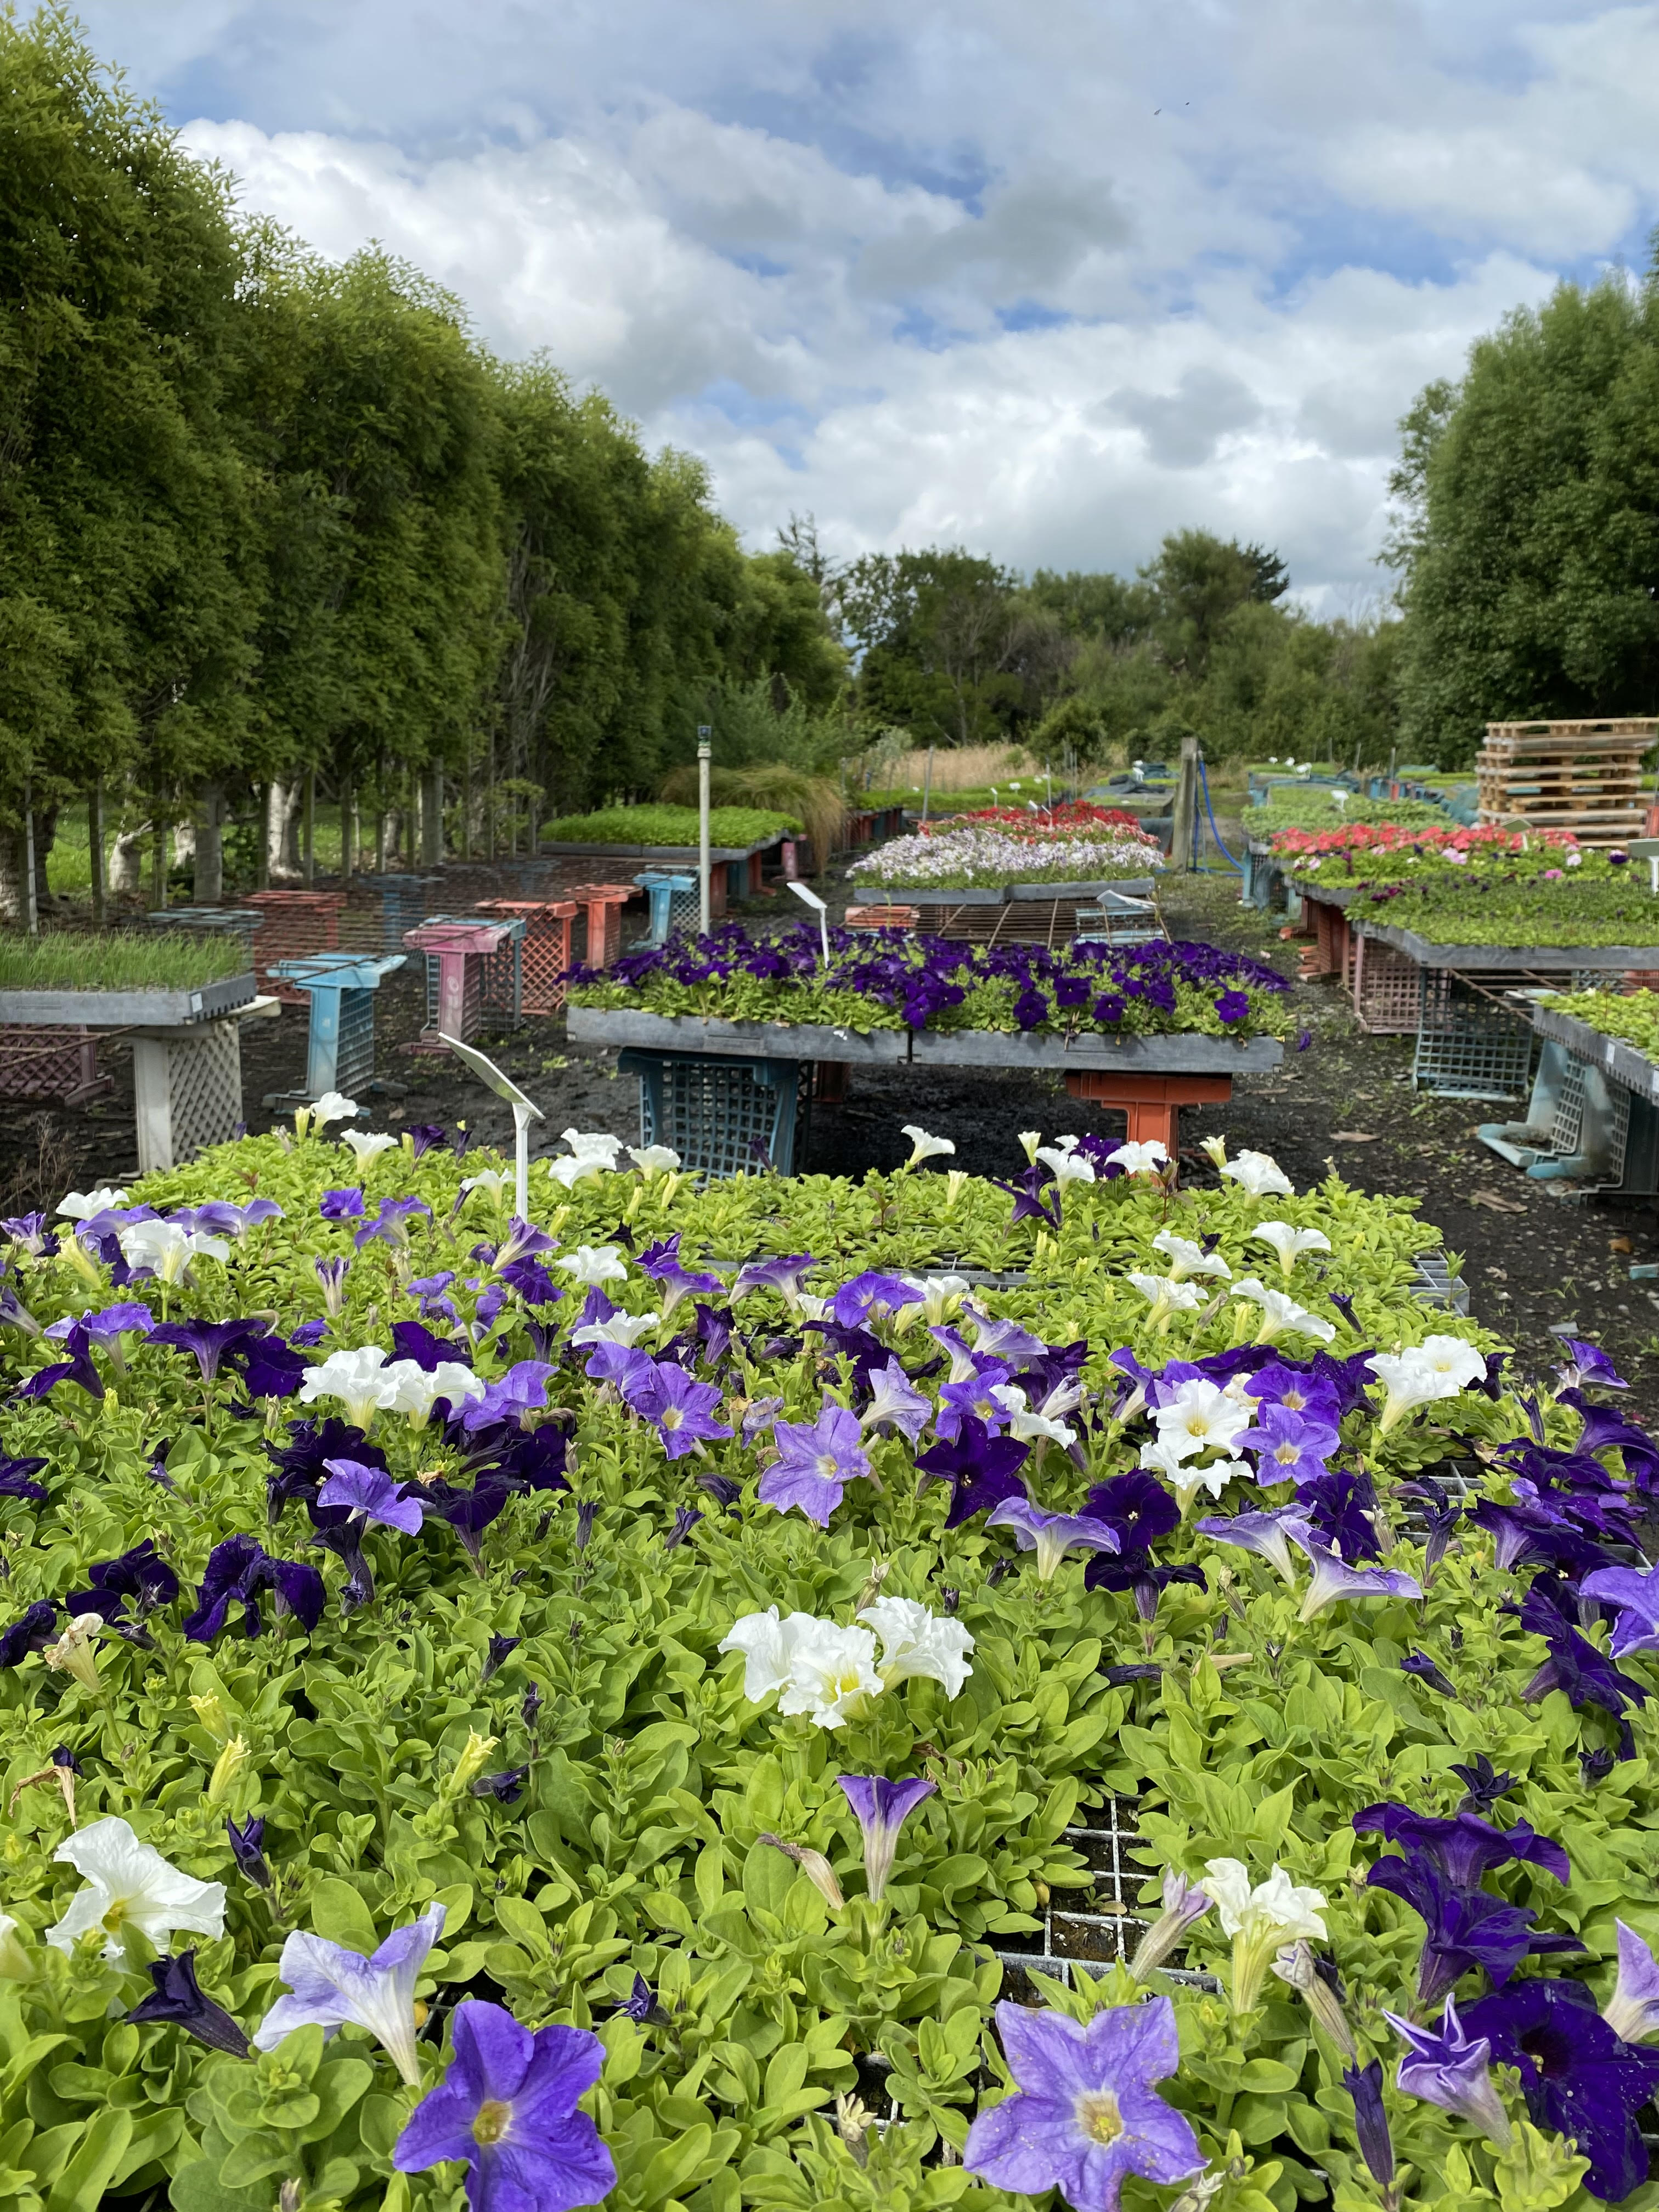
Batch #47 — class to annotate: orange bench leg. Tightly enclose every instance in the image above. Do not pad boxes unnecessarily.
[1063,1071,1234,1162]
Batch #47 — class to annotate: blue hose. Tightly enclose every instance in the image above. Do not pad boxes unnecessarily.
[1197,759,1244,873]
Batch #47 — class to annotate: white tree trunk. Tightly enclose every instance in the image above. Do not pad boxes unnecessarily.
[267,781,303,881]
[109,823,150,895]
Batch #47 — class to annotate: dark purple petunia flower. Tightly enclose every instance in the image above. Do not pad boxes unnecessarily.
[1296,1469,1382,1561]
[1449,1755,1515,1814]
[614,1972,669,2026]
[498,1258,562,1308]
[1471,1497,1612,1580]
[227,1815,273,1889]
[67,1540,180,1638]
[126,1950,251,2058]
[184,1536,326,1641]
[426,1476,514,1565]
[16,1322,104,1400]
[1084,1549,1207,1622]
[391,1319,473,1373]
[1401,1650,1459,1699]
[470,1764,531,1803]
[1462,1978,1659,2202]
[1560,1391,1659,1482]
[1215,989,1250,1024]
[695,1469,741,1509]
[1341,2058,1393,2188]
[405,1124,448,1158]
[0,1599,58,1666]
[916,1418,1031,1527]
[0,1451,48,1502]
[1554,1336,1628,1392]
[1518,1583,1648,1758]
[265,1416,386,1519]
[991,1163,1063,1232]
[663,1505,703,1550]
[1353,1803,1570,1889]
[232,1331,311,1399]
[150,1317,269,1384]
[1365,1851,1583,2005]
[481,1633,520,1682]
[1085,1471,1181,1552]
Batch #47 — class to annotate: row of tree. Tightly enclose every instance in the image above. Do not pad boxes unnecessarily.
[0,10,843,910]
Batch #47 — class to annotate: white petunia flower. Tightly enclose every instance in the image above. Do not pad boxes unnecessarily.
[57,1187,128,1220]
[900,1274,970,1326]
[571,1311,661,1347]
[309,1092,359,1128]
[1249,1222,1332,1274]
[777,1623,884,1728]
[382,1359,486,1426]
[1152,1378,1253,1463]
[1205,1857,1328,2012]
[48,1816,225,1961]
[340,1130,398,1164]
[1107,1139,1170,1177]
[1151,1231,1232,1283]
[989,1383,1077,1451]
[1126,1271,1209,1317]
[857,1595,975,1699]
[1017,1131,1043,1164]
[1231,1278,1337,1346]
[1199,1136,1228,1170]
[629,1144,681,1177]
[717,1607,821,1702]
[117,1219,229,1286]
[1367,1338,1485,1431]
[561,1128,625,1162]
[901,1124,956,1167]
[460,1169,514,1199]
[1036,1145,1096,1186]
[1220,1150,1295,1199]
[554,1244,628,1286]
[43,1612,105,1691]
[1415,1334,1488,1390]
[298,1345,401,1430]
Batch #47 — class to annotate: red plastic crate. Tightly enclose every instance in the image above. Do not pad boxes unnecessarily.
[245,891,347,1003]
[0,1026,110,1107]
[475,898,579,1014]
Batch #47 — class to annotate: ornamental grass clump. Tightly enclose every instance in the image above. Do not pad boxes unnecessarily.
[5,1119,1659,2207]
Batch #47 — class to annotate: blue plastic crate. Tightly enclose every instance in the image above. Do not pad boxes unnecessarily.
[618,1048,805,1178]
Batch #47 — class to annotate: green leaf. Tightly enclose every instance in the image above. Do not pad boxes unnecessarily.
[305,1877,380,1955]
[1491,2120,1590,2210]
[44,2111,133,2212]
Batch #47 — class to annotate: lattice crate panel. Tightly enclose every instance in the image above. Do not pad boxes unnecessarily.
[334,988,378,1097]
[424,922,522,1030]
[519,913,575,1015]
[1412,972,1536,1099]
[0,1026,108,1107]
[167,1020,243,1164]
[639,1057,797,1180]
[247,894,345,1003]
[1352,935,1425,1035]
[1548,1048,1632,1184]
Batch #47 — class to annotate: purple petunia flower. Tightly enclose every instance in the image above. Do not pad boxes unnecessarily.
[837,1775,936,1901]
[1401,1651,1458,1699]
[986,1499,1121,1581]
[731,1253,816,1308]
[1297,1470,1382,1561]
[758,1404,869,1524]
[1215,989,1250,1024]
[1290,1529,1421,1621]
[915,1417,1030,1527]
[0,1599,59,1666]
[320,1188,365,1220]
[0,1451,49,1503]
[1580,1564,1659,1658]
[1518,1584,1648,1758]
[126,1949,251,2058]
[1365,1850,1583,2006]
[256,1906,445,2084]
[184,1536,326,1642]
[1238,1401,1339,1486]
[1384,1996,1511,2147]
[459,1361,557,1433]
[859,1357,932,1442]
[393,1998,616,2210]
[1341,2058,1393,2188]
[638,1234,724,1318]
[628,1361,731,1460]
[150,1317,270,1384]
[1603,1919,1659,2043]
[16,1322,104,1400]
[1461,1978,1659,2203]
[1554,1335,1628,1392]
[426,1477,514,1566]
[1086,1471,1181,1552]
[963,1996,1204,2209]
[318,1459,426,1536]
[227,1816,273,1891]
[67,1540,179,1638]
[2,1211,58,1257]
[354,1195,432,1251]
[44,1301,154,1350]
[1353,1803,1570,1889]
[663,1505,703,1550]
[1197,1507,1308,1585]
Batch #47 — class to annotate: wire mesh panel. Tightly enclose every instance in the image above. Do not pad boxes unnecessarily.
[1351,933,1425,1034]
[0,1027,110,1107]
[244,892,346,1002]
[1413,971,1537,1099]
[619,1049,802,1178]
[422,915,524,1029]
[991,1803,1219,1994]
[334,989,377,1096]
[1547,1048,1632,1183]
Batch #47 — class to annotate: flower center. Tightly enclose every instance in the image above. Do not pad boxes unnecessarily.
[1273,1442,1300,1466]
[1283,1387,1307,1410]
[473,2097,514,2147]
[661,1408,683,1430]
[816,1453,839,1479]
[1074,2088,1125,2144]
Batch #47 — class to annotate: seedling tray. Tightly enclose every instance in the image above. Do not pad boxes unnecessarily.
[1530,1001,1659,1105]
[0,973,258,1026]
[1358,923,1659,970]
[567,1008,908,1061]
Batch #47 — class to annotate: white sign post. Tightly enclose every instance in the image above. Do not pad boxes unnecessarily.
[785,878,831,966]
[439,1033,544,1219]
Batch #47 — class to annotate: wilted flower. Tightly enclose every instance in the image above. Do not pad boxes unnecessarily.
[1204,1859,1327,2012]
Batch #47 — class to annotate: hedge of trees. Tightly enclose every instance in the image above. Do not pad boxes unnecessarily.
[0,11,844,912]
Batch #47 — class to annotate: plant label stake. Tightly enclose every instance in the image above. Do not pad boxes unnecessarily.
[439,1034,543,1218]
[786,879,830,966]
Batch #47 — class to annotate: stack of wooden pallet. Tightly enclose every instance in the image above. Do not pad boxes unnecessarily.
[1476,718,1656,845]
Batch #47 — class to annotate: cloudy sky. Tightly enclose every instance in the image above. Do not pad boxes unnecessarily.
[74,1,1659,604]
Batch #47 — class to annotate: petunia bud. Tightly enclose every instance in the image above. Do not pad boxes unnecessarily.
[206,1737,251,1804]
[1272,1939,1357,2058]
[758,1833,844,1911]
[0,1913,34,1980]
[189,1692,231,1743]
[450,1730,499,1793]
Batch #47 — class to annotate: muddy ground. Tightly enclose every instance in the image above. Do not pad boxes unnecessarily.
[7,859,1658,1395]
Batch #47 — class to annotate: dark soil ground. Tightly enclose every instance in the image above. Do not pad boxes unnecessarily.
[8,857,1658,1397]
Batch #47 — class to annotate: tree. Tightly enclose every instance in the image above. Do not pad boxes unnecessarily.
[1138,528,1287,681]
[1388,269,1659,765]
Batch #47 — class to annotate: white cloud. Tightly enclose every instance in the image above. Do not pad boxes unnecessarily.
[77,1,1659,594]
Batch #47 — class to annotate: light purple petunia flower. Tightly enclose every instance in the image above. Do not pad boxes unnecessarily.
[837,1775,937,1901]
[1581,1564,1659,1660]
[632,1362,732,1459]
[320,1188,366,1221]
[318,1459,426,1536]
[935,1362,1015,1441]
[1197,1508,1312,1587]
[1604,1920,1659,2044]
[45,1301,155,1345]
[1237,1401,1339,1486]
[731,1253,817,1309]
[253,1904,446,2084]
[758,1404,870,1526]
[986,1498,1121,1581]
[1555,1335,1628,1391]
[859,1358,932,1442]
[1292,1530,1422,1620]
[1383,1997,1511,2148]
[494,1215,556,1271]
[393,1997,616,2211]
[354,1196,432,1252]
[459,1361,558,1432]
[964,1995,1204,2209]
[638,1233,725,1317]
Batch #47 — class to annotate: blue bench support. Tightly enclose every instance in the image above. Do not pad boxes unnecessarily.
[635,871,699,947]
[272,952,406,1100]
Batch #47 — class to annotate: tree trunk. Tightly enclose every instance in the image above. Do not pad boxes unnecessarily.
[0,823,22,922]
[193,783,224,904]
[422,764,443,867]
[151,818,167,910]
[339,772,354,885]
[266,782,303,882]
[89,783,106,926]
[110,822,149,896]
[303,769,315,886]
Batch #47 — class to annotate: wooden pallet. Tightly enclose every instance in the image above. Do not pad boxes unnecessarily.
[1476,718,1656,844]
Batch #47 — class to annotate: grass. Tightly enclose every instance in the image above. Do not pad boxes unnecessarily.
[0,930,249,991]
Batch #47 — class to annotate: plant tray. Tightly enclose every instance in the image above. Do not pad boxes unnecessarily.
[1007,878,1158,900]
[877,884,1007,905]
[0,973,258,1026]
[1358,923,1659,972]
[910,1031,1284,1074]
[539,836,786,864]
[566,1008,908,1061]
[1530,1002,1659,1105]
